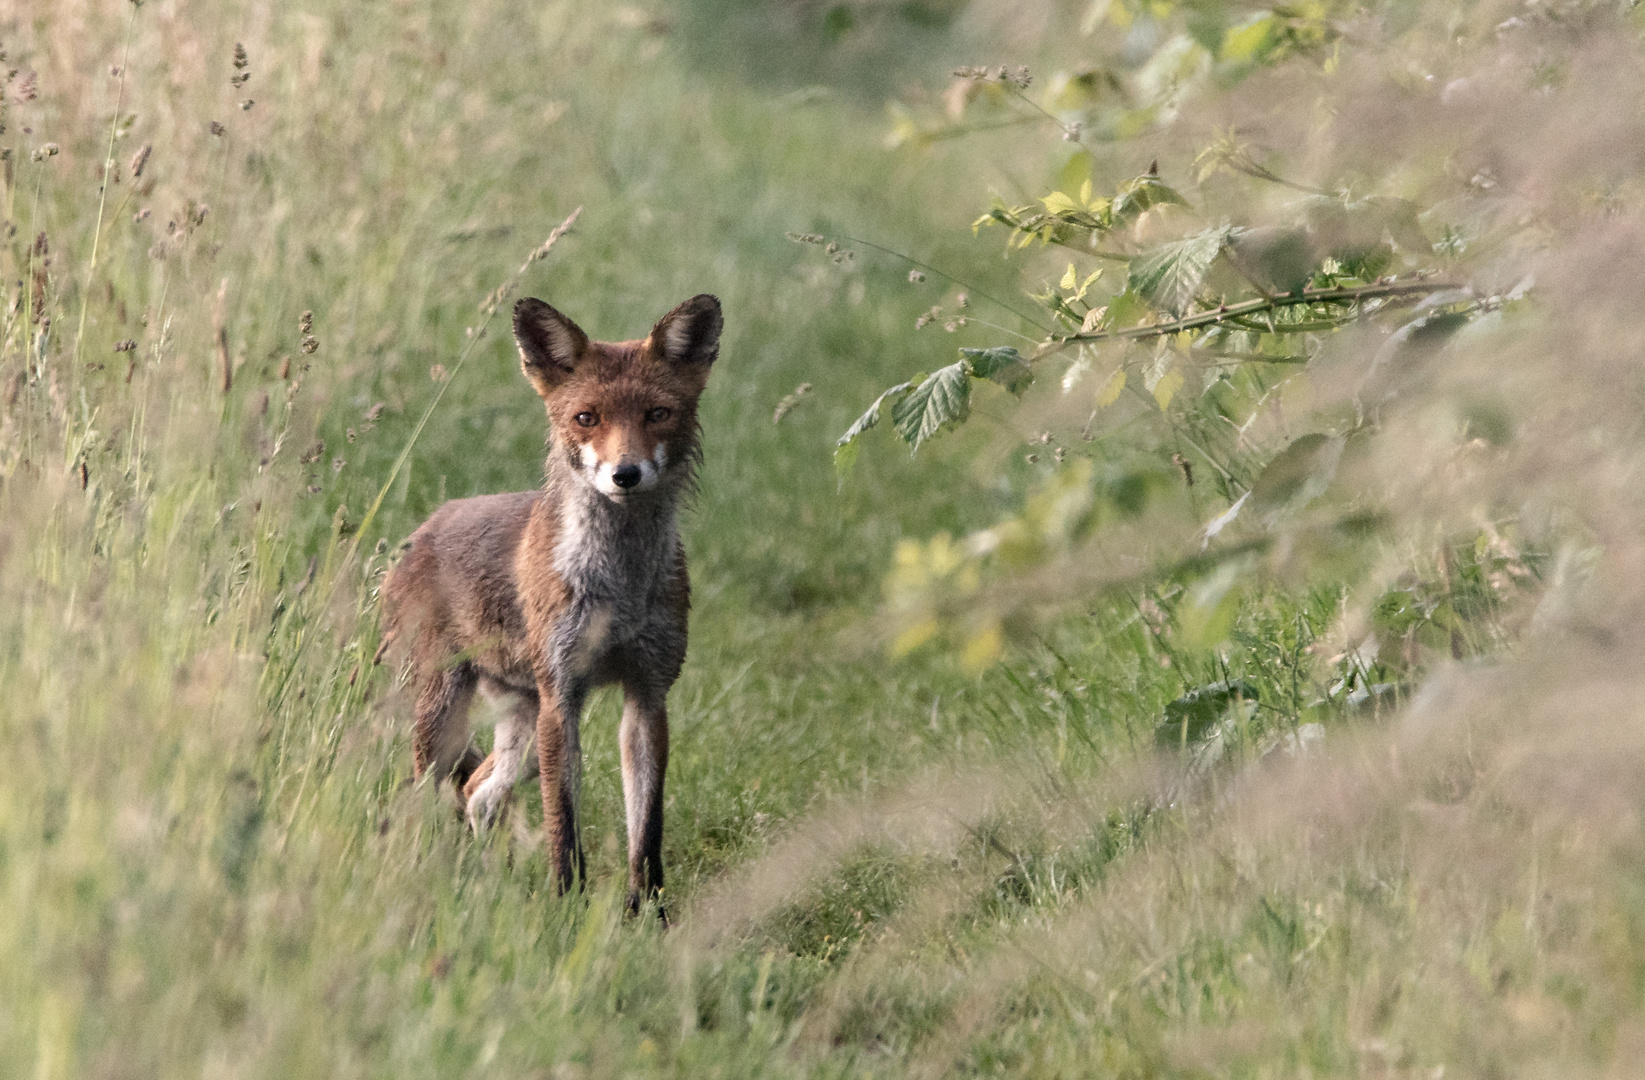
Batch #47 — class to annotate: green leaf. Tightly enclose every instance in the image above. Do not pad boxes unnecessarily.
[1094,366,1126,408]
[1127,227,1230,315]
[1247,432,1345,527]
[1151,366,1184,410]
[834,380,916,476]
[1110,175,1188,229]
[892,363,972,451]
[1221,13,1277,62]
[1103,289,1151,329]
[961,346,1034,396]
[1057,150,1094,198]
[1042,192,1083,216]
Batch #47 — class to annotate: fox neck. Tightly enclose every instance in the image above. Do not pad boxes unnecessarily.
[544,445,688,598]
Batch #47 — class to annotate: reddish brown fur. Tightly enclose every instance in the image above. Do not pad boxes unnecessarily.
[379,295,722,917]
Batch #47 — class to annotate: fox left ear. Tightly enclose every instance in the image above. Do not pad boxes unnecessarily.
[648,294,723,370]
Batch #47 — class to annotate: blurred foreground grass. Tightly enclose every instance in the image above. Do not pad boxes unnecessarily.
[5,0,1645,1077]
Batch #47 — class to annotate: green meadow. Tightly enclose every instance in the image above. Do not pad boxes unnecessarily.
[6,0,1645,1076]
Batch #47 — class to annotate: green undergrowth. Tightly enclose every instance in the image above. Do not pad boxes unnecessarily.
[4,0,1644,1077]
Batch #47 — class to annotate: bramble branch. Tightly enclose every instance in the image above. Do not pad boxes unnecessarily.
[1031,278,1461,359]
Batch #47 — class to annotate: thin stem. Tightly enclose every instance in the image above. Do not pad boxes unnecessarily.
[1006,85,1081,142]
[72,2,140,372]
[1035,231,1132,262]
[1225,158,1334,198]
[827,232,1052,333]
[908,116,1041,142]
[957,316,1039,345]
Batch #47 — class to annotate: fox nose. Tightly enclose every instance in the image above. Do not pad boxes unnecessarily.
[611,464,642,489]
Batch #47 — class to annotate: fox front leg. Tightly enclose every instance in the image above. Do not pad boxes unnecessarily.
[619,687,670,920]
[536,686,586,893]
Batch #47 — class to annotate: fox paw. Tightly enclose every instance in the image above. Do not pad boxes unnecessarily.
[466,780,509,833]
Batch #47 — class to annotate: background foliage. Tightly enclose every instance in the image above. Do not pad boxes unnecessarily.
[4,0,1645,1076]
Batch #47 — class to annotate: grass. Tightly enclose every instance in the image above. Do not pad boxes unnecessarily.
[6,0,1645,1077]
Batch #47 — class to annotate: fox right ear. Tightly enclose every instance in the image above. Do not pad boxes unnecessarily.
[514,298,588,396]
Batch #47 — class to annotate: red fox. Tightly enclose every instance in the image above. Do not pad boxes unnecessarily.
[378,294,722,916]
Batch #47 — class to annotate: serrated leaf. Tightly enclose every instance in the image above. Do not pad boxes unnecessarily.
[834,379,916,475]
[961,346,1034,396]
[1060,263,1078,290]
[1095,366,1126,408]
[1110,175,1188,229]
[1127,227,1230,315]
[1042,191,1082,215]
[892,363,972,451]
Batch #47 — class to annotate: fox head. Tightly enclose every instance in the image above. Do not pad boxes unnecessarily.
[513,294,722,502]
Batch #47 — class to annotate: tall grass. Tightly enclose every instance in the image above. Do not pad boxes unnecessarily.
[4,0,1645,1077]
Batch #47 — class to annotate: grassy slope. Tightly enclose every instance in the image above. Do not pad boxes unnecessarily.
[4,1,1645,1078]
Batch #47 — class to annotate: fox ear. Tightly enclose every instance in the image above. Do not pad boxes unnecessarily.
[647,294,722,370]
[514,298,588,396]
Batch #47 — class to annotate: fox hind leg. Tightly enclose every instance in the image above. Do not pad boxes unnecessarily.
[412,655,479,787]
[464,688,538,832]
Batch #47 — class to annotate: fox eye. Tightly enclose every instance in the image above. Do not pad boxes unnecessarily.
[646,407,672,423]
[574,411,598,427]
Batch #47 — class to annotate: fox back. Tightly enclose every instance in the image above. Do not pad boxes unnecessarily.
[379,294,723,914]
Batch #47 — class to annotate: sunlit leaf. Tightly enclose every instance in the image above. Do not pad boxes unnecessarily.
[1095,366,1126,407]
[892,363,972,451]
[1221,13,1277,62]
[1042,191,1083,216]
[961,620,1005,671]
[1151,366,1185,409]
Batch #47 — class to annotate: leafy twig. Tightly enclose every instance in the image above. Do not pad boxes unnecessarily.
[1031,279,1459,359]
